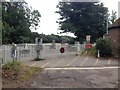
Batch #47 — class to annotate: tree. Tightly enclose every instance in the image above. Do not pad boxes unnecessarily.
[2,1,41,44]
[30,32,75,43]
[56,2,108,43]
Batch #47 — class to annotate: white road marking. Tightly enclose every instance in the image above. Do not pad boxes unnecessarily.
[94,58,99,65]
[108,59,111,65]
[41,60,54,68]
[80,57,88,66]
[41,62,49,68]
[52,58,65,68]
[31,63,37,66]
[66,56,80,66]
[44,66,120,70]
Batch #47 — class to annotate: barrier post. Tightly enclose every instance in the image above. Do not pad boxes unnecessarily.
[98,50,100,58]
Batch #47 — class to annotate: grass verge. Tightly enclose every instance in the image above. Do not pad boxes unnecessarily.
[2,60,42,84]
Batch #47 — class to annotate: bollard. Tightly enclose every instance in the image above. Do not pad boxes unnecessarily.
[98,50,100,58]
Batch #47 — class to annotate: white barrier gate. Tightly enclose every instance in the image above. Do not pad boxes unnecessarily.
[0,43,85,65]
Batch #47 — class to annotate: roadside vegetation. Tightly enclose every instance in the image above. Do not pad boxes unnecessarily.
[81,38,113,58]
[96,38,112,57]
[2,2,75,45]
[81,46,96,56]
[2,60,41,84]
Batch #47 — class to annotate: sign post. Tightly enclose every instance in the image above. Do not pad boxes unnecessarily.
[86,35,91,44]
[11,43,17,60]
[85,35,92,49]
[35,38,43,60]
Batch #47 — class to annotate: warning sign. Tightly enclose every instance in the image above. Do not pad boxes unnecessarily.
[60,47,65,53]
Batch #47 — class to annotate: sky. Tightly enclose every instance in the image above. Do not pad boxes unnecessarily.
[25,0,120,37]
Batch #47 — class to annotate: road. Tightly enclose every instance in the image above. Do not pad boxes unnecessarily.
[19,53,120,88]
[14,67,119,88]
[23,53,118,68]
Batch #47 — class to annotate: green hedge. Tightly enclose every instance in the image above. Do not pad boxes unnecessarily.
[96,38,112,57]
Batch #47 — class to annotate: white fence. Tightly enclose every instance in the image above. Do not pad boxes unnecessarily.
[0,43,85,64]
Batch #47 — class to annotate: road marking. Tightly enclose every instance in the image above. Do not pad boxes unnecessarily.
[41,60,54,68]
[44,66,120,70]
[41,62,49,68]
[80,57,88,66]
[94,58,99,65]
[108,59,111,65]
[31,62,37,66]
[66,56,80,66]
[52,58,65,68]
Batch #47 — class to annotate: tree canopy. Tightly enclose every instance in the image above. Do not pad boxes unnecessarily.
[31,33,75,44]
[2,1,41,44]
[56,2,108,43]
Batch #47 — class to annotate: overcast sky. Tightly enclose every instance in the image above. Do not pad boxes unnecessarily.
[25,0,120,37]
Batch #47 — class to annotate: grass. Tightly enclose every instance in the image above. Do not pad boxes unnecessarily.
[2,60,42,83]
[18,66,40,82]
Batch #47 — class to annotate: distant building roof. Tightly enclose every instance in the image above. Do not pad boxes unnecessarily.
[109,18,120,29]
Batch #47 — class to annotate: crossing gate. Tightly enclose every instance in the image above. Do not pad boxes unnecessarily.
[0,43,85,64]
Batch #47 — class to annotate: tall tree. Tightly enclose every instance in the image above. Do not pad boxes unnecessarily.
[2,1,41,44]
[56,2,108,43]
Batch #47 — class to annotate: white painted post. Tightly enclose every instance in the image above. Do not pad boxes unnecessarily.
[51,40,56,49]
[40,38,43,44]
[40,38,43,59]
[98,50,100,58]
[25,43,28,49]
[76,42,80,55]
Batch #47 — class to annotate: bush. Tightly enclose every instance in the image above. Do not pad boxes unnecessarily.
[85,46,96,55]
[96,38,112,57]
